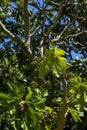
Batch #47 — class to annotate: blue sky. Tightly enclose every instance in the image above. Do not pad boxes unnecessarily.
[71,51,83,60]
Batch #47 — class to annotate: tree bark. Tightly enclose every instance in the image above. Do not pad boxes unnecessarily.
[55,78,70,130]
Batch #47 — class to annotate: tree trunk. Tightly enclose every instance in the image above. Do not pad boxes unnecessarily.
[55,78,70,130]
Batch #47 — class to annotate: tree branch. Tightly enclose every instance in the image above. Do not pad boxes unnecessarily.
[29,1,55,11]
[0,20,24,47]
[45,1,67,37]
[40,38,44,57]
[23,0,32,55]
[0,20,32,59]
[49,1,60,6]
[66,30,87,39]
[23,0,30,42]
[50,16,87,43]
[41,10,46,37]
[29,1,42,11]
[30,25,40,37]
[46,5,63,36]
[50,20,75,43]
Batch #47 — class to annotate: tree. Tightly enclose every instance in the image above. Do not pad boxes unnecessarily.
[0,0,87,130]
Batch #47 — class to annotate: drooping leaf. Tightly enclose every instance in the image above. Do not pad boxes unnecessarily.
[0,93,10,101]
[68,107,81,122]
[26,87,33,101]
[39,46,67,78]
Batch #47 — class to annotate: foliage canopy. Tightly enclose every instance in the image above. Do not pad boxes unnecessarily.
[0,0,87,130]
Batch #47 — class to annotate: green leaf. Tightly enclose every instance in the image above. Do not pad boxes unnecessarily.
[3,0,7,6]
[39,57,50,77]
[29,107,38,127]
[54,48,65,56]
[7,82,14,91]
[21,121,29,130]
[45,125,51,130]
[84,92,87,102]
[68,107,81,122]
[4,57,9,66]
[45,106,53,114]
[39,46,67,78]
[20,0,24,7]
[26,89,32,101]
[0,93,10,101]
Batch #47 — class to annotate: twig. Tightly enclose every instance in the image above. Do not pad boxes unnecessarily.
[46,4,65,36]
[30,25,40,37]
[50,20,75,42]
[66,30,87,39]
[29,1,42,11]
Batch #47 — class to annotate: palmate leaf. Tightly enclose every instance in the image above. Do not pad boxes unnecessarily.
[68,107,81,122]
[53,56,67,72]
[39,46,67,78]
[69,76,87,111]
[7,82,25,98]
[54,47,65,56]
